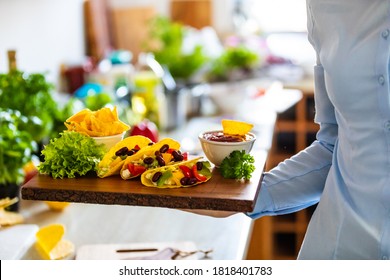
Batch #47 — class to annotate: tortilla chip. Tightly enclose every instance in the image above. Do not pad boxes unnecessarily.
[0,209,24,226]
[36,224,65,255]
[66,108,91,123]
[35,224,74,260]
[49,239,75,260]
[0,197,19,209]
[65,106,130,136]
[221,119,254,135]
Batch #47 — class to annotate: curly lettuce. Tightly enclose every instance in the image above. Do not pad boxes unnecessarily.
[38,131,105,179]
[220,150,255,180]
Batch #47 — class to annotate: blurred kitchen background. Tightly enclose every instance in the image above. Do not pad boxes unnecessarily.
[0,0,311,80]
[0,0,313,127]
[0,0,319,260]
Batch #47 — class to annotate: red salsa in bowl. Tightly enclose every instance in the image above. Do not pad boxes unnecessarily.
[198,130,256,167]
[202,131,253,142]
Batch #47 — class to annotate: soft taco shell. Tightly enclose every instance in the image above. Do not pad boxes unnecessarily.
[141,157,212,188]
[120,138,181,180]
[97,135,152,178]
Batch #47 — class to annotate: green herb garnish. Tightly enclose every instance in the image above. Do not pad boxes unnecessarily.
[220,150,255,180]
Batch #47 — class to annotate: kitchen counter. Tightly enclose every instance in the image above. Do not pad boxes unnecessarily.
[18,198,256,260]
[14,86,302,260]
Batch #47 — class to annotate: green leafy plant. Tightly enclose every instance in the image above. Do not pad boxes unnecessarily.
[207,46,259,82]
[145,16,209,81]
[84,93,112,111]
[0,109,37,185]
[0,70,62,142]
[220,150,255,180]
[38,131,106,179]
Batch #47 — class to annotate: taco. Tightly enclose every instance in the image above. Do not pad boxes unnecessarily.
[97,135,153,178]
[120,138,187,180]
[141,157,212,188]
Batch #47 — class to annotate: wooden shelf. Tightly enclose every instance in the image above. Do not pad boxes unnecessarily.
[246,80,318,260]
[276,121,319,133]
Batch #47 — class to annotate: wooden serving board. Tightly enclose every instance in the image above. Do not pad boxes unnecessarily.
[21,151,266,212]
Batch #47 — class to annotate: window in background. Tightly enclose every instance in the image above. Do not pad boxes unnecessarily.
[231,0,314,81]
[250,0,307,33]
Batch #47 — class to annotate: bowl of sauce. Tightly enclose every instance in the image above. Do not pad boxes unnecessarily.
[198,130,256,167]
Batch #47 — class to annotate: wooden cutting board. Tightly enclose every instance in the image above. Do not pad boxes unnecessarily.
[21,151,266,212]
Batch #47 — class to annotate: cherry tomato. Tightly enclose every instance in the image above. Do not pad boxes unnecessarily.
[192,164,207,182]
[130,120,159,142]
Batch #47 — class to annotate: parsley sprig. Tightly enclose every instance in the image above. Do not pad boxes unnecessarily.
[220,150,255,180]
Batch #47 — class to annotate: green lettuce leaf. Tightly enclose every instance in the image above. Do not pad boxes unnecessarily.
[38,131,105,179]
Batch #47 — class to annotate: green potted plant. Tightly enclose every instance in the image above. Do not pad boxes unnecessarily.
[206,45,259,83]
[0,70,64,143]
[204,45,261,114]
[140,16,210,129]
[0,109,36,211]
[145,16,209,84]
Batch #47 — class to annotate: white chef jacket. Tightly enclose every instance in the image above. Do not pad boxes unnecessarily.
[248,0,390,259]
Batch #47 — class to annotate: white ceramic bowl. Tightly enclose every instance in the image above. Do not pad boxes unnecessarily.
[92,132,125,152]
[198,130,256,167]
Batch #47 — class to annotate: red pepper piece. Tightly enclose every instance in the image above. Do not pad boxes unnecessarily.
[179,165,192,178]
[192,164,207,182]
[133,145,141,151]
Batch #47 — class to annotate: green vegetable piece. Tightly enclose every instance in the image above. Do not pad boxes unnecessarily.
[198,162,212,178]
[220,150,255,180]
[38,131,106,179]
[157,170,173,187]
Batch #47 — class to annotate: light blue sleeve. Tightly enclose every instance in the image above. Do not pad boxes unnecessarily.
[248,63,338,219]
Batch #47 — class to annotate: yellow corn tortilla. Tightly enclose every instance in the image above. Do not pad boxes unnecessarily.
[141,157,212,188]
[120,138,181,180]
[97,135,153,178]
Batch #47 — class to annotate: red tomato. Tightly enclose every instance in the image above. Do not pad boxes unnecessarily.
[179,165,192,178]
[182,152,189,161]
[192,165,207,182]
[128,163,146,176]
[130,120,159,142]
[134,145,141,151]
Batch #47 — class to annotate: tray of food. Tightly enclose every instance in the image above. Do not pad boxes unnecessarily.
[21,108,265,212]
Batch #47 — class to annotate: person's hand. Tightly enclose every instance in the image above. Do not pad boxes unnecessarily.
[180,209,237,218]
